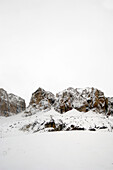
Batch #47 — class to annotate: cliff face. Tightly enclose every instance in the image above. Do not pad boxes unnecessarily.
[54,87,108,114]
[1,87,111,117]
[25,87,111,116]
[8,93,26,114]
[107,97,113,115]
[0,89,9,116]
[29,87,55,107]
[0,88,26,116]
[25,88,55,116]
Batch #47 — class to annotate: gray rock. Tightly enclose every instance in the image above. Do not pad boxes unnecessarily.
[0,88,26,116]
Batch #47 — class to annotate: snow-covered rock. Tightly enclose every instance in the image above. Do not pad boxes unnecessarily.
[1,108,113,138]
[54,87,108,114]
[21,109,113,133]
[25,87,55,116]
[8,93,26,114]
[1,89,113,170]
[0,89,9,116]
[107,97,113,115]
[0,88,26,116]
[24,87,109,116]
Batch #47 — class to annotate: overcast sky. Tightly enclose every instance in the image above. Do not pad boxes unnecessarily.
[0,0,113,105]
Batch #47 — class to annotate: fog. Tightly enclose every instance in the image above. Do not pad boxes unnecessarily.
[0,0,113,105]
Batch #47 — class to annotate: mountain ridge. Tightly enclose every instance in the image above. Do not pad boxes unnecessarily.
[0,87,113,134]
[0,87,113,117]
[25,87,113,117]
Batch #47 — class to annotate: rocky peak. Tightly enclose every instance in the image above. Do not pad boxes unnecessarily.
[30,87,55,106]
[25,87,55,116]
[0,88,8,98]
[0,88,26,116]
[54,87,108,114]
[25,87,110,116]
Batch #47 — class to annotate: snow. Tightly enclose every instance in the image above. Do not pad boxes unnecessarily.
[0,109,113,138]
[0,109,113,170]
[0,131,113,170]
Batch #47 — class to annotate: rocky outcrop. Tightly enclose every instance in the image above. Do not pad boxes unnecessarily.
[54,87,74,113]
[1,87,112,118]
[107,97,113,115]
[21,109,113,133]
[25,88,55,116]
[54,87,108,114]
[8,93,26,114]
[24,87,110,116]
[30,87,55,106]
[0,89,9,116]
[0,88,26,116]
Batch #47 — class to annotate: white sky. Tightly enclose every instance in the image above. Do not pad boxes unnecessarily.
[0,0,113,106]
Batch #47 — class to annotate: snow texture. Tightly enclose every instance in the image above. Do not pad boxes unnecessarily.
[0,131,113,170]
[0,109,113,138]
[0,109,113,170]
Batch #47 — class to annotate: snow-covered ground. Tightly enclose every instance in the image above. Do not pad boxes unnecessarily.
[1,109,113,137]
[0,109,113,170]
[0,131,113,170]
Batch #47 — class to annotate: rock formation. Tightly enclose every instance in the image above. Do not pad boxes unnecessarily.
[29,87,55,106]
[25,87,111,116]
[1,87,113,118]
[54,87,108,114]
[25,87,55,116]
[107,97,113,115]
[0,88,26,116]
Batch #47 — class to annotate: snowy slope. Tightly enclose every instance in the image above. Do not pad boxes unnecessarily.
[0,109,113,138]
[0,131,113,170]
[0,109,113,170]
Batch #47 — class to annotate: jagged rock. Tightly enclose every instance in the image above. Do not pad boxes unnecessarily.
[45,118,65,131]
[0,89,9,116]
[25,88,55,116]
[54,87,108,114]
[107,97,113,115]
[30,87,55,106]
[20,108,113,133]
[21,117,66,132]
[0,88,26,116]
[24,87,111,116]
[8,93,26,114]
[54,87,74,113]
